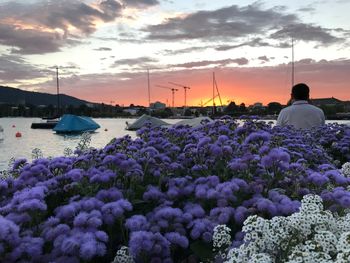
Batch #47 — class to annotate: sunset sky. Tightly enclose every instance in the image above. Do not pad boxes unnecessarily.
[0,0,349,106]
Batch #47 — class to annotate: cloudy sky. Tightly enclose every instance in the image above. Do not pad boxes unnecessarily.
[0,0,349,106]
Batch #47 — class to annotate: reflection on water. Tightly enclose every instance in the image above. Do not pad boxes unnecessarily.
[0,117,348,171]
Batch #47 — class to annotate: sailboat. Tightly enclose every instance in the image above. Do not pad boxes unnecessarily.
[0,125,4,141]
[211,72,223,116]
[31,66,60,129]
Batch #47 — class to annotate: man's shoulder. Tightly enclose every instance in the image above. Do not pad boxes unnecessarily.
[279,105,293,113]
[307,104,324,111]
[279,103,324,116]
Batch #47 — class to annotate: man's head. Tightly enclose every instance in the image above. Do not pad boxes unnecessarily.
[291,83,310,101]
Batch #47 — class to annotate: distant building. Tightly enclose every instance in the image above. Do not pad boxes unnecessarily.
[343,101,350,112]
[86,103,94,108]
[150,101,166,110]
[311,97,343,107]
[247,102,264,110]
[123,108,138,115]
[252,102,263,108]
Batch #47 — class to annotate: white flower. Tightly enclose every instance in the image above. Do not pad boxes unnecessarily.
[112,246,134,263]
[213,224,231,248]
[217,195,350,263]
[250,253,274,263]
[337,232,350,252]
[341,162,350,177]
[336,250,350,263]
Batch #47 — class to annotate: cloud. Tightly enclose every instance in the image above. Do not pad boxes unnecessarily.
[112,56,159,67]
[144,4,298,41]
[94,47,112,51]
[0,0,158,54]
[258,56,270,62]
[215,38,271,51]
[270,23,343,44]
[1,1,123,33]
[122,0,159,8]
[0,24,71,55]
[160,46,211,55]
[297,7,316,12]
[0,54,81,85]
[143,3,345,48]
[0,0,122,53]
[0,54,54,84]
[170,58,249,68]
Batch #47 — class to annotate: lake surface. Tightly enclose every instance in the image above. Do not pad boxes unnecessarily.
[0,117,349,171]
[0,117,180,171]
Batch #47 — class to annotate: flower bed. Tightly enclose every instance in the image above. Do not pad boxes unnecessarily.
[0,117,349,262]
[214,194,350,263]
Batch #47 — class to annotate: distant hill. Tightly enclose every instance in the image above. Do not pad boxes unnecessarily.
[0,86,94,107]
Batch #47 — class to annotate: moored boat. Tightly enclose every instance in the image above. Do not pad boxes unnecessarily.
[126,114,169,131]
[53,114,100,134]
[0,125,4,140]
[172,117,212,128]
[31,119,59,129]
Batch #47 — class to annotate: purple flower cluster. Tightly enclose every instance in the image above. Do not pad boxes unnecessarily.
[0,117,349,262]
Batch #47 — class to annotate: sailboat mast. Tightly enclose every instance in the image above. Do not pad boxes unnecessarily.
[147,68,151,107]
[212,72,215,115]
[291,37,295,87]
[56,66,60,116]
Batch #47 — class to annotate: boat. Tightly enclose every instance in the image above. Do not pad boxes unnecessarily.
[53,114,100,134]
[31,66,61,129]
[126,114,169,131]
[31,119,59,129]
[173,117,212,128]
[0,125,4,141]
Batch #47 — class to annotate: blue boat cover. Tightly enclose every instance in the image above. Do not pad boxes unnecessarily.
[53,114,100,133]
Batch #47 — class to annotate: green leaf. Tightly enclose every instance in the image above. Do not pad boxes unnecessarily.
[190,240,213,261]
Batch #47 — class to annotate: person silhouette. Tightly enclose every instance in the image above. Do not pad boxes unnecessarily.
[276,83,325,129]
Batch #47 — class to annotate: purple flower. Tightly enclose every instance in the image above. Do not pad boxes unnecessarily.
[256,198,277,216]
[17,199,47,212]
[66,169,84,182]
[0,215,21,247]
[126,215,150,231]
[129,231,171,260]
[11,236,44,261]
[244,131,271,144]
[210,207,235,224]
[261,148,290,170]
[210,144,223,157]
[197,137,212,148]
[61,237,80,254]
[228,159,248,171]
[101,199,132,225]
[183,203,205,219]
[96,188,123,202]
[165,232,189,248]
[12,158,28,170]
[143,186,165,201]
[79,241,97,260]
[308,172,330,186]
[339,195,350,208]
[234,206,248,224]
[56,203,78,220]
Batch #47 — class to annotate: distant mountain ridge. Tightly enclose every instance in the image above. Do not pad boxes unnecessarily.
[0,86,94,107]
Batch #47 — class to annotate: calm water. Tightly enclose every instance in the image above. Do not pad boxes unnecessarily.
[0,117,180,170]
[0,117,349,171]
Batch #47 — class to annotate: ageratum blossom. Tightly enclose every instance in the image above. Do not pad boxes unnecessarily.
[0,117,349,262]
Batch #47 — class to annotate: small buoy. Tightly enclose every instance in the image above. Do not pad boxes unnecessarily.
[12,125,16,128]
[104,128,108,131]
[15,132,22,138]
